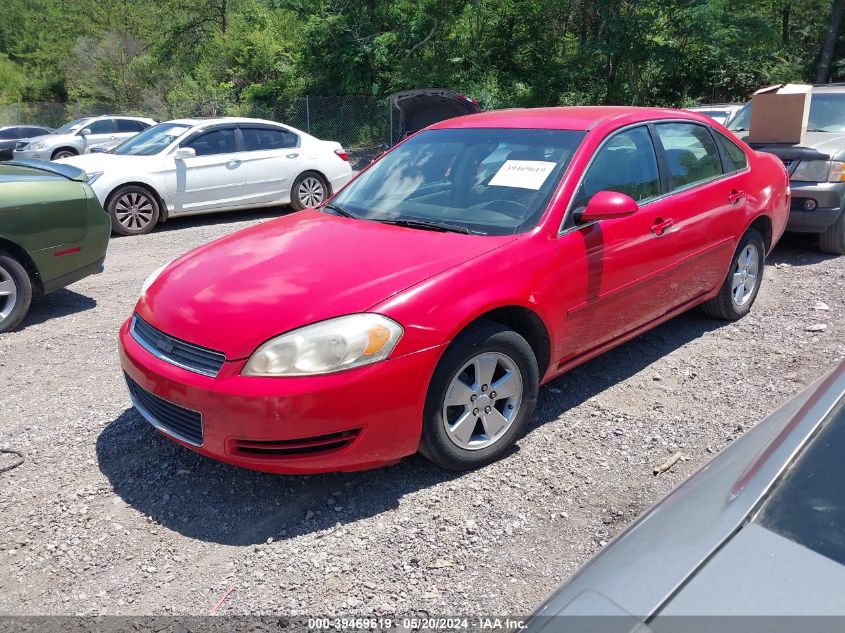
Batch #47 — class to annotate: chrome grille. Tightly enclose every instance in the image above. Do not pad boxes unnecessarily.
[130,314,225,377]
[125,374,203,446]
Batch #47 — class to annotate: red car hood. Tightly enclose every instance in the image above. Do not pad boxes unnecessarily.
[137,210,516,359]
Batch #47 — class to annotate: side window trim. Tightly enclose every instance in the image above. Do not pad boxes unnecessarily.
[646,122,673,196]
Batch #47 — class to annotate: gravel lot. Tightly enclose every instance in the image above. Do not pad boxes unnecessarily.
[0,209,843,617]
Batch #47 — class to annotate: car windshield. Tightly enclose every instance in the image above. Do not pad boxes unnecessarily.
[729,93,845,133]
[54,118,90,135]
[330,128,585,235]
[111,122,192,156]
[756,399,845,566]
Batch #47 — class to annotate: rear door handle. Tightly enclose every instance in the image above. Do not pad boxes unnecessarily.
[728,189,745,204]
[286,153,299,159]
[226,160,241,168]
[650,217,675,237]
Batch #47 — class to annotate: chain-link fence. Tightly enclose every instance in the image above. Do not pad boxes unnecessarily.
[0,95,398,149]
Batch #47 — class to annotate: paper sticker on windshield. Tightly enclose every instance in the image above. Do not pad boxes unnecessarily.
[489,160,556,190]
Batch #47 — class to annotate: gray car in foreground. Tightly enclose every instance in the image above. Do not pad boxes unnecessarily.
[528,361,845,632]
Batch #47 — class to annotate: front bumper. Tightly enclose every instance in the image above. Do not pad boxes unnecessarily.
[12,149,49,160]
[118,318,445,474]
[787,181,844,233]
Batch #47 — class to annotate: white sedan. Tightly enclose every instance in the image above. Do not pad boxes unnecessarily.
[58,117,354,235]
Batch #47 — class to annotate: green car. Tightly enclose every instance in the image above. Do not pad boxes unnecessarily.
[0,160,110,333]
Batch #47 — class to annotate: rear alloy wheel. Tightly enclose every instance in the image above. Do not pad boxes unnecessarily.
[51,148,77,160]
[420,321,539,470]
[291,172,328,210]
[701,228,765,320]
[0,253,33,334]
[819,209,845,255]
[108,186,160,236]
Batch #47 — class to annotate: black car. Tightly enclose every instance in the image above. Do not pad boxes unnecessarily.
[0,125,54,160]
[390,89,481,144]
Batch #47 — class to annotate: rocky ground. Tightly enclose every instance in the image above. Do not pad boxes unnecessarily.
[0,209,843,617]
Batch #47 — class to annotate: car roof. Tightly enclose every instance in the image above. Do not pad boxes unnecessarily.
[812,83,845,94]
[166,117,284,127]
[429,106,710,131]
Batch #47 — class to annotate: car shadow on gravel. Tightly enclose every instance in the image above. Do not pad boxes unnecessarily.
[17,289,96,330]
[96,409,459,546]
[96,308,728,547]
[530,309,726,430]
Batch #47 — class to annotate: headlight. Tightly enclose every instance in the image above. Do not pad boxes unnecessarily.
[827,161,845,182]
[30,141,46,150]
[791,160,845,182]
[243,314,404,377]
[87,172,103,185]
[140,264,167,296]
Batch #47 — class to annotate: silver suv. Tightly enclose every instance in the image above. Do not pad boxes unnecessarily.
[12,115,156,161]
[728,84,845,254]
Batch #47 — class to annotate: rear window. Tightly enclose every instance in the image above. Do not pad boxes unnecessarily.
[756,400,845,566]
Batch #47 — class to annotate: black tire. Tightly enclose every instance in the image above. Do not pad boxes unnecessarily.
[819,209,845,255]
[701,228,766,321]
[107,185,161,236]
[51,148,78,160]
[0,252,33,334]
[419,321,539,471]
[290,171,329,211]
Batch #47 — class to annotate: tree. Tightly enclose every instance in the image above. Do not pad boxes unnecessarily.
[816,0,845,83]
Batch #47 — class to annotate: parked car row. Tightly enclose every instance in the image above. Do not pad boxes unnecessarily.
[2,101,842,621]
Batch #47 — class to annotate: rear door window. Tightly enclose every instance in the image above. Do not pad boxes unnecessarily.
[655,123,723,189]
[241,126,298,151]
[0,128,20,139]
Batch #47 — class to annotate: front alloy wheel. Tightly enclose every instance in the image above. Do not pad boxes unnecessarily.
[108,185,161,236]
[291,172,328,210]
[443,352,524,450]
[0,254,33,334]
[420,321,539,471]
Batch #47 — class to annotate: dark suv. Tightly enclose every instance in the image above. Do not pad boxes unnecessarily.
[728,84,845,254]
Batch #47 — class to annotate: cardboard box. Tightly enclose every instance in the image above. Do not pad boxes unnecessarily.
[748,83,812,144]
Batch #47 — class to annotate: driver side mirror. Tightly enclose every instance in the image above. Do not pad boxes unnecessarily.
[79,128,92,136]
[174,147,196,160]
[578,191,639,223]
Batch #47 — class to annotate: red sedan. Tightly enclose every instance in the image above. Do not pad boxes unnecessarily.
[119,107,789,474]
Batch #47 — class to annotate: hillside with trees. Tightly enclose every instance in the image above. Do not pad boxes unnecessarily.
[0,0,843,110]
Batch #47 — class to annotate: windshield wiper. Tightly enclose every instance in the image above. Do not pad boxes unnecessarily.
[806,128,830,132]
[322,203,358,219]
[374,218,471,234]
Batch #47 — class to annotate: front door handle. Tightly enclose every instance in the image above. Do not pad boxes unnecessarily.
[728,189,745,204]
[226,160,241,168]
[650,217,676,237]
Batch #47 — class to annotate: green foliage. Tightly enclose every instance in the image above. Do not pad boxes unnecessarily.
[0,0,841,107]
